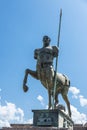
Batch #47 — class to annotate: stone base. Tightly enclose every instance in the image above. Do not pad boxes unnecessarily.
[2,125,71,130]
[32,109,73,129]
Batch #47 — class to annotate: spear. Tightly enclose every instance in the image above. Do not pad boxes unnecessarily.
[53,9,62,109]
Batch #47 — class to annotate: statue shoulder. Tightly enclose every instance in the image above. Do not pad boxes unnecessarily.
[34,48,41,59]
[52,46,59,57]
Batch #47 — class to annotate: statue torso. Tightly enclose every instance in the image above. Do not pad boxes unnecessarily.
[34,45,58,87]
[34,46,58,64]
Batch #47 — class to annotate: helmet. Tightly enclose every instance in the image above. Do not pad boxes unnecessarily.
[43,35,51,47]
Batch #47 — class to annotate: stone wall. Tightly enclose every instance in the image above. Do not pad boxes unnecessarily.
[2,124,87,130]
[2,127,69,130]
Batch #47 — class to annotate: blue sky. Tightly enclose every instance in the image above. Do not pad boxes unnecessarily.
[0,0,87,127]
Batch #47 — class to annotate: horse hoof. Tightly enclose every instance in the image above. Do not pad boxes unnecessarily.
[23,85,29,92]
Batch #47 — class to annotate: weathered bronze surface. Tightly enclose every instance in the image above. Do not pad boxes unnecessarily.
[23,35,71,117]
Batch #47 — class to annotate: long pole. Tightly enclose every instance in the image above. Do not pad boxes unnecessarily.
[53,9,62,109]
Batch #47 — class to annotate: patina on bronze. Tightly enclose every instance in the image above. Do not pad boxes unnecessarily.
[23,35,71,117]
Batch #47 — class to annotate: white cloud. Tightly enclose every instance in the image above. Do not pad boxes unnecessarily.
[69,87,87,107]
[37,95,45,106]
[0,120,11,128]
[37,95,43,101]
[24,118,33,124]
[71,105,87,124]
[79,95,87,107]
[69,86,80,99]
[0,101,24,128]
[45,105,48,109]
[28,118,33,124]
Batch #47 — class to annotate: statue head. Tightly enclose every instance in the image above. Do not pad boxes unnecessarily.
[43,35,51,47]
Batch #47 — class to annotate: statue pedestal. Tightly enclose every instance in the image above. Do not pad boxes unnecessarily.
[32,109,73,129]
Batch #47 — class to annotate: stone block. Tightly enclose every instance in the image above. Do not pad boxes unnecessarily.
[32,109,73,129]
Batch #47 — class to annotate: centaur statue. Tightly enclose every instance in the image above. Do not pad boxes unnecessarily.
[23,35,71,117]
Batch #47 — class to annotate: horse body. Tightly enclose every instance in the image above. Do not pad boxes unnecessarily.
[23,66,71,117]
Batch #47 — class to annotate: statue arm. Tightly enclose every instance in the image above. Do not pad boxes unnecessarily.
[34,49,40,59]
[52,46,59,57]
[34,49,37,59]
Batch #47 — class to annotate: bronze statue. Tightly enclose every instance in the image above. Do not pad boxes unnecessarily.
[23,35,71,117]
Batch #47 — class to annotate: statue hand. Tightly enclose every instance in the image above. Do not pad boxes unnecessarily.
[23,85,29,92]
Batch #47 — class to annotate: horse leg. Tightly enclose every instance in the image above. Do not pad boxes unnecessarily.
[48,89,52,109]
[23,68,39,86]
[54,93,59,109]
[62,94,71,117]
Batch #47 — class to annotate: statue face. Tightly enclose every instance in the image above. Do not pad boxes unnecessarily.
[43,36,51,47]
[43,37,50,47]
[43,36,50,42]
